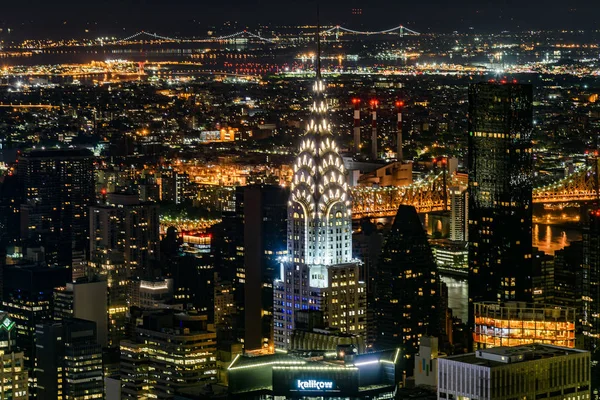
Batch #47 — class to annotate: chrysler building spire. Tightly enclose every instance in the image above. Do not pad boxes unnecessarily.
[287,20,351,267]
[274,22,365,350]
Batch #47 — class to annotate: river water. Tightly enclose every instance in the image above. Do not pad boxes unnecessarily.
[442,224,582,323]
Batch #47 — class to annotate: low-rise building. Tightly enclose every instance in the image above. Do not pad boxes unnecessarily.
[438,344,590,400]
[473,301,576,349]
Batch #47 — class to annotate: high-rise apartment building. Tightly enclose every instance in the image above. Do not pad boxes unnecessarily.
[374,205,440,359]
[449,184,468,242]
[35,319,103,400]
[119,312,217,399]
[18,148,95,276]
[0,313,28,400]
[89,193,160,277]
[273,58,365,349]
[468,82,534,320]
[161,170,191,204]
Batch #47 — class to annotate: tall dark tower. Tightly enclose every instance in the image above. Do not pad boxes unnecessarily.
[467,82,534,323]
[582,209,600,393]
[374,205,440,367]
[18,148,95,277]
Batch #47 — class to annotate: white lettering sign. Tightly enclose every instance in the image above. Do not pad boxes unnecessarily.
[296,379,334,390]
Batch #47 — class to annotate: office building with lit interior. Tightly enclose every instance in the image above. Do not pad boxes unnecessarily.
[473,301,575,349]
[438,344,590,400]
[0,313,27,400]
[468,82,534,322]
[227,348,399,399]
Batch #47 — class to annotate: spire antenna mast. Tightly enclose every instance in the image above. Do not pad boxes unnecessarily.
[316,5,321,78]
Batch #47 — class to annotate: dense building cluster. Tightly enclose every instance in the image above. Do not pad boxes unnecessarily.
[0,23,598,400]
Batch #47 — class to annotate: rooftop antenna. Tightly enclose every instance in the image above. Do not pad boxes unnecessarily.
[316,5,321,79]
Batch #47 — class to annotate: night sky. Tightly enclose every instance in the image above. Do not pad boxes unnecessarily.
[0,0,598,38]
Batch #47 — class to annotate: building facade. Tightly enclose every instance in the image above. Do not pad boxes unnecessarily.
[35,319,103,400]
[119,312,217,399]
[243,184,288,351]
[468,83,534,322]
[2,265,70,375]
[0,313,27,400]
[18,148,95,276]
[53,280,109,347]
[582,209,600,393]
[89,193,160,278]
[374,205,440,361]
[473,301,576,349]
[449,184,468,242]
[438,345,590,400]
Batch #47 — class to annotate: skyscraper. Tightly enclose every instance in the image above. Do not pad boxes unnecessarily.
[243,184,287,351]
[582,209,600,392]
[449,185,468,242]
[89,193,160,278]
[273,36,365,349]
[18,148,95,276]
[468,82,534,322]
[2,264,71,374]
[374,205,440,360]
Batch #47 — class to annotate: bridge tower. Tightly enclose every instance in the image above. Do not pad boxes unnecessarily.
[138,61,146,76]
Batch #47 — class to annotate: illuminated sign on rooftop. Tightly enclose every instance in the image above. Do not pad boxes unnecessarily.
[297,379,334,391]
[0,316,15,332]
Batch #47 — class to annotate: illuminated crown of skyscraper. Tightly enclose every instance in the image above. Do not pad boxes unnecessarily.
[287,24,352,266]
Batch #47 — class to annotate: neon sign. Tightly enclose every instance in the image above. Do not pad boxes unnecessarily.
[296,379,334,391]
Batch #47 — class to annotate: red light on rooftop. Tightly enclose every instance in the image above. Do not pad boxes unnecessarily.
[352,98,360,104]
[100,188,107,195]
[395,101,405,108]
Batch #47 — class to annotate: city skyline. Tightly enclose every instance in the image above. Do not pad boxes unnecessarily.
[0,4,599,398]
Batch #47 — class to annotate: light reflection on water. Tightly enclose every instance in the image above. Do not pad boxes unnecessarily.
[441,224,582,324]
[440,275,468,323]
[532,224,582,255]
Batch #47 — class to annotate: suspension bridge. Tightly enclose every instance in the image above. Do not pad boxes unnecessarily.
[350,162,600,219]
[110,24,420,45]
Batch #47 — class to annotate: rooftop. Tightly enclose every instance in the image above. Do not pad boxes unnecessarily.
[227,348,399,371]
[445,344,588,367]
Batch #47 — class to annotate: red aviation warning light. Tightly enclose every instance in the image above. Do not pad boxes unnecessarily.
[395,100,404,108]
[352,98,361,105]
